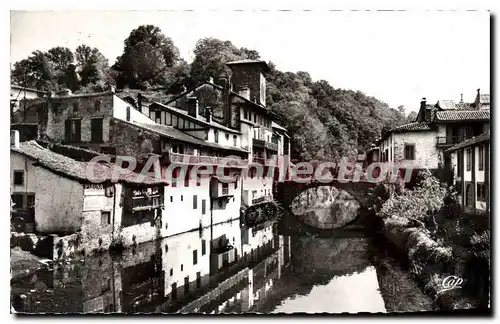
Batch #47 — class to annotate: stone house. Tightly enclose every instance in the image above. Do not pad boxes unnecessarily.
[446,132,490,215]
[378,89,490,177]
[10,137,168,258]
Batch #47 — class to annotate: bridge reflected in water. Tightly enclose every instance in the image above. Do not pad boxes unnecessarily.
[11,206,432,314]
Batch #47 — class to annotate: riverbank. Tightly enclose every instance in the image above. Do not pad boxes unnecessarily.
[372,172,490,312]
[11,247,48,280]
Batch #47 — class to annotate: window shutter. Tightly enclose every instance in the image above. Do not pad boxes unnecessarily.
[64,119,71,143]
[75,119,81,143]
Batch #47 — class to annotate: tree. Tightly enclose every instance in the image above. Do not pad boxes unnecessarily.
[190,38,262,85]
[75,44,110,87]
[11,51,57,91]
[406,111,418,123]
[112,25,181,89]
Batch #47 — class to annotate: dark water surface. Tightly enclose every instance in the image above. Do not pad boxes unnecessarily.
[11,209,434,314]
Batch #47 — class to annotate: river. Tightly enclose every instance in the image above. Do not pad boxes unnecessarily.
[11,209,434,314]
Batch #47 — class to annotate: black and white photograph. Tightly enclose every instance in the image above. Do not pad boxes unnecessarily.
[8,5,492,315]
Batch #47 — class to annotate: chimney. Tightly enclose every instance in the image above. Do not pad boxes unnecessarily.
[109,85,116,93]
[206,106,213,123]
[187,97,199,118]
[11,130,20,148]
[460,93,464,103]
[238,87,250,100]
[474,88,481,108]
[419,97,427,122]
[137,93,143,113]
[208,76,214,84]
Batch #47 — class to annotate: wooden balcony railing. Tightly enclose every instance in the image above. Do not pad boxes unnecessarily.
[252,138,279,152]
[252,157,277,166]
[169,151,247,166]
[251,195,273,205]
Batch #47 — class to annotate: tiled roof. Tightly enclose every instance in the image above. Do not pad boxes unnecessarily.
[226,59,269,71]
[272,121,287,132]
[446,132,490,152]
[119,119,248,154]
[435,110,490,122]
[11,141,167,186]
[391,122,433,132]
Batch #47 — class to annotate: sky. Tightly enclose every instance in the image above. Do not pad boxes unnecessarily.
[10,10,490,112]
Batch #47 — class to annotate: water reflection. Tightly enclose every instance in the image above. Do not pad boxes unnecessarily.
[11,219,290,314]
[12,216,395,314]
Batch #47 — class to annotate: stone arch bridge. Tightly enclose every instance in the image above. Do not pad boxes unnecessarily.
[276,179,378,210]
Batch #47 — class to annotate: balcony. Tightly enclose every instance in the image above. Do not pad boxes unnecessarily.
[436,136,472,147]
[210,177,236,198]
[168,151,247,167]
[210,246,237,273]
[251,195,273,205]
[132,194,164,211]
[252,138,278,152]
[252,156,277,166]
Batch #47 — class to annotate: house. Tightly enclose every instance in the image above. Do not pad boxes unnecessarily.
[11,84,48,114]
[378,89,490,177]
[153,60,290,207]
[446,132,490,215]
[10,134,168,258]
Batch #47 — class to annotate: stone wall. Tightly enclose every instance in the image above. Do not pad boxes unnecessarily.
[392,131,440,169]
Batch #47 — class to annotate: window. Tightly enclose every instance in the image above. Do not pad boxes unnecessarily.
[457,150,463,176]
[170,196,173,202]
[171,283,177,300]
[201,199,206,215]
[181,195,183,202]
[94,100,101,112]
[166,113,171,125]
[404,144,415,160]
[477,183,486,201]
[181,264,184,271]
[73,102,79,113]
[205,131,208,140]
[235,178,238,189]
[26,194,35,208]
[196,272,201,288]
[196,178,201,187]
[478,145,484,171]
[91,118,104,143]
[193,250,198,265]
[101,211,111,225]
[13,170,24,186]
[193,195,198,209]
[105,186,114,197]
[214,130,219,143]
[184,178,189,187]
[202,240,206,256]
[244,109,248,120]
[465,183,473,206]
[225,133,229,141]
[170,268,173,276]
[155,110,161,123]
[184,276,189,294]
[466,149,472,171]
[65,119,81,143]
[52,102,61,114]
[254,114,257,123]
[233,135,237,146]
[11,194,23,208]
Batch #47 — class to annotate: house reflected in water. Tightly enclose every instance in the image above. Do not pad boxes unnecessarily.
[11,219,291,314]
